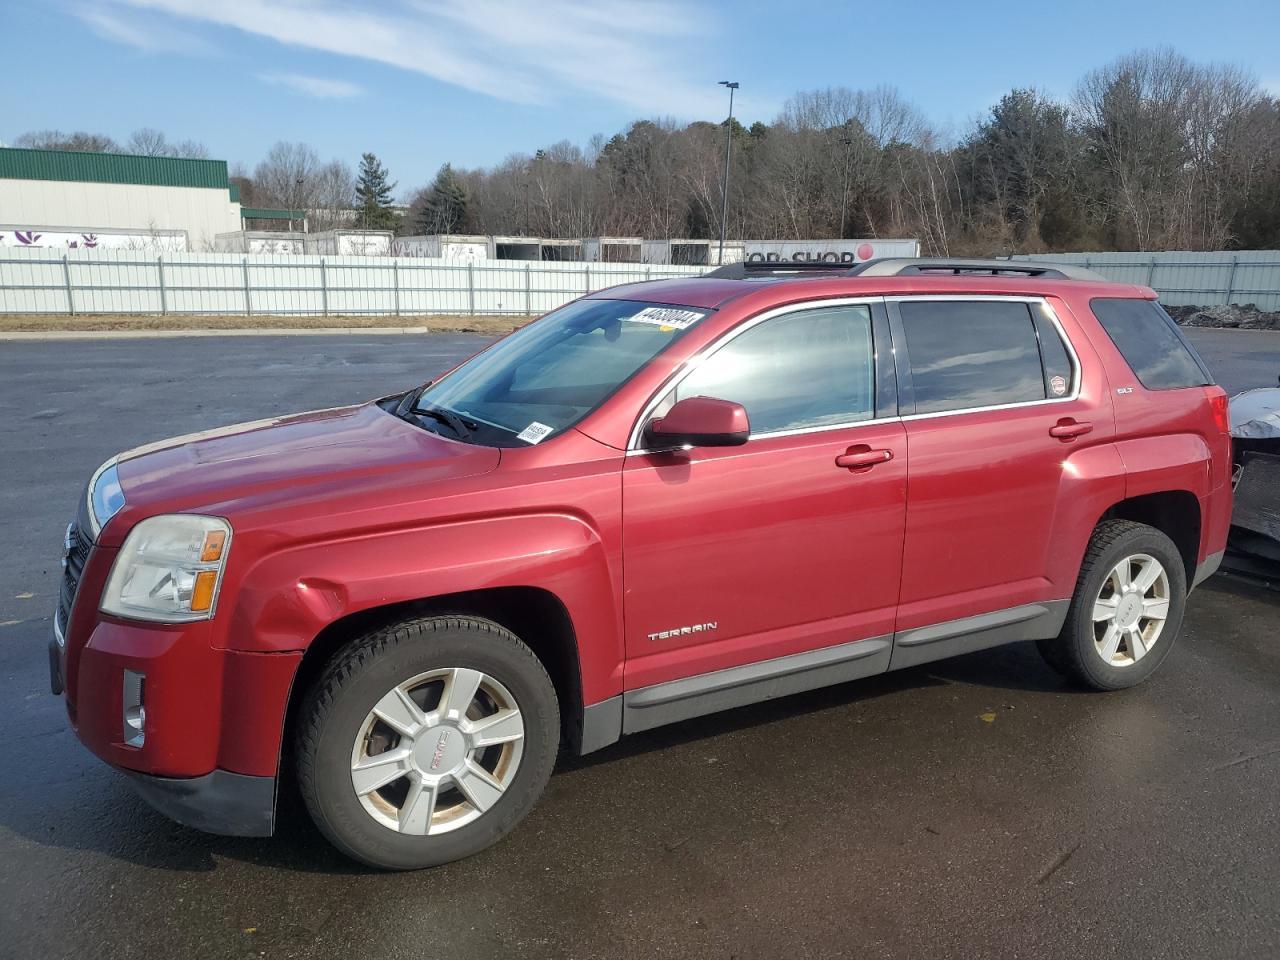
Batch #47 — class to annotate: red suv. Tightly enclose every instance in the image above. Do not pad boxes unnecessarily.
[51,258,1232,869]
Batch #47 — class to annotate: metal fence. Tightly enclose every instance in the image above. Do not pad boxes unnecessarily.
[0,248,706,316]
[7,247,1280,317]
[1021,250,1280,311]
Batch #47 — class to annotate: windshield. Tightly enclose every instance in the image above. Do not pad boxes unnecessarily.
[410,299,710,446]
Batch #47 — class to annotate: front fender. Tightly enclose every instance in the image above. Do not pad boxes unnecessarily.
[219,513,623,705]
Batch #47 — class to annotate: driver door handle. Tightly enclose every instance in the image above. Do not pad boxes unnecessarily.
[835,446,894,470]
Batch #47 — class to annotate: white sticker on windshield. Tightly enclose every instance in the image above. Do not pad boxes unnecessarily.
[516,421,555,445]
[623,306,704,330]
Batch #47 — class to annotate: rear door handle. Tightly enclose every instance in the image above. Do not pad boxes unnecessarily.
[835,446,894,470]
[1049,418,1093,441]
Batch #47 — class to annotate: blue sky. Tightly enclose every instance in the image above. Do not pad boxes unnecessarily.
[3,0,1278,201]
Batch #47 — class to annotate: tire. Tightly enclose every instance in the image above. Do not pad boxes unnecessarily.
[296,616,559,870]
[1037,520,1187,691]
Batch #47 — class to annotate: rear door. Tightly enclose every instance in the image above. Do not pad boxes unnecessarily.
[620,299,907,721]
[888,296,1112,664]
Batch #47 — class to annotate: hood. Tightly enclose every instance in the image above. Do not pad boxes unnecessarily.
[106,402,499,542]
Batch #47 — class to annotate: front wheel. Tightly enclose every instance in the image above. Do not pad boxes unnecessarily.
[296,616,560,870]
[1037,520,1187,690]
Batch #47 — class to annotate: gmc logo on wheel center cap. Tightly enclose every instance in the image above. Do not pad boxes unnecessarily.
[429,729,451,771]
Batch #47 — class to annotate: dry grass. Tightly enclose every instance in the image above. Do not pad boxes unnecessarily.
[0,313,531,334]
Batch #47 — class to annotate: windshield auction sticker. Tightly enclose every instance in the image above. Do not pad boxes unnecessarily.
[516,421,555,445]
[623,306,705,330]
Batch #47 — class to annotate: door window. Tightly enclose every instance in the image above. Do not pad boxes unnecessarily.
[670,304,875,436]
[899,300,1062,414]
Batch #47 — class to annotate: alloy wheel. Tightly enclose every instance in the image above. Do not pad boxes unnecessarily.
[349,668,525,835]
[1091,553,1170,667]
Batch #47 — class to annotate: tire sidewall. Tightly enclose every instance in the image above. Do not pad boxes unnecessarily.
[303,621,559,870]
[1068,528,1187,690]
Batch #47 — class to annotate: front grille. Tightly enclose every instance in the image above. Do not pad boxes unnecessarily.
[56,521,92,638]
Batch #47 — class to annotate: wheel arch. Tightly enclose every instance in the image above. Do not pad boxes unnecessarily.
[1099,489,1201,585]
[279,586,586,783]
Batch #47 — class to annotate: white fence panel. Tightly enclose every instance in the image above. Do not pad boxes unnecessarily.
[1022,250,1280,311]
[0,248,705,317]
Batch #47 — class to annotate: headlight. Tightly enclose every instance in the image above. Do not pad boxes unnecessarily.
[100,515,232,623]
[87,458,125,538]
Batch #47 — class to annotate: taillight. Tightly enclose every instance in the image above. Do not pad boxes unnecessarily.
[1205,386,1230,434]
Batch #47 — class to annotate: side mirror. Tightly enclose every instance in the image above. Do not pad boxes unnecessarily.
[645,396,750,449]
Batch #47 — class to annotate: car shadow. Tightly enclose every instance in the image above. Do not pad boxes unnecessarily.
[560,639,1082,772]
[2,638,1080,876]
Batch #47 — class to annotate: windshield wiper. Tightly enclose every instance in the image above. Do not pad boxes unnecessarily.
[412,402,474,439]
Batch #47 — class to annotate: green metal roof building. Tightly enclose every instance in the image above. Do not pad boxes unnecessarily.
[0,147,303,251]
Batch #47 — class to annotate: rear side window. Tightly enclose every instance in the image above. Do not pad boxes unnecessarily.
[899,300,1053,414]
[1091,298,1211,390]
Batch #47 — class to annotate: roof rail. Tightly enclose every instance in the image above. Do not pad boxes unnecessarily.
[849,257,1107,281]
[705,256,1107,282]
[705,260,851,279]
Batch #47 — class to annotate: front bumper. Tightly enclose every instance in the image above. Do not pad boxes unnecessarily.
[122,768,276,837]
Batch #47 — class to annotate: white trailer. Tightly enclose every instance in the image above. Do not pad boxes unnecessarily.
[393,234,489,262]
[304,230,394,257]
[490,236,542,261]
[214,231,305,255]
[642,239,712,266]
[0,225,187,252]
[582,237,643,263]
[539,238,583,262]
[741,238,920,264]
[710,241,746,266]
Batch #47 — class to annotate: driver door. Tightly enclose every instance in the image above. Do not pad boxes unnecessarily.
[620,300,907,727]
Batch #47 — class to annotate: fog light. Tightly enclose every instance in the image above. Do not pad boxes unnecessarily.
[123,669,145,748]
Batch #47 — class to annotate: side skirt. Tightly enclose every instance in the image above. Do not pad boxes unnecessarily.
[578,599,1071,755]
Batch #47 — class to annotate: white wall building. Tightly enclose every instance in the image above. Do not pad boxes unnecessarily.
[0,147,298,252]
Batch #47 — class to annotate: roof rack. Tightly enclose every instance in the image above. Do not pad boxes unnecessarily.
[706,260,855,279]
[706,256,1107,282]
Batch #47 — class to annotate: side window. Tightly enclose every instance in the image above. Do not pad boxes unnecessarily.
[1090,298,1211,390]
[899,300,1047,414]
[671,304,875,436]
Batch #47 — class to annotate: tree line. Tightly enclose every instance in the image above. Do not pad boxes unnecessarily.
[10,48,1280,252]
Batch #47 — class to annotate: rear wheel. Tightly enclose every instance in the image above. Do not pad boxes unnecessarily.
[297,616,559,870]
[1037,520,1187,690]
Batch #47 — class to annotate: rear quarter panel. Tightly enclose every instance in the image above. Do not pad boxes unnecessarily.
[1061,290,1230,563]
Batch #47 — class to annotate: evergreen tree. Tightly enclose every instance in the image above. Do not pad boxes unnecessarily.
[418,163,469,234]
[355,152,398,229]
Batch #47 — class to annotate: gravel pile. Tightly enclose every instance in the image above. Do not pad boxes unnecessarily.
[1165,303,1280,330]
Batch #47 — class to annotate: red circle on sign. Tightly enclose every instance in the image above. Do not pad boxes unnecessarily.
[856,243,874,261]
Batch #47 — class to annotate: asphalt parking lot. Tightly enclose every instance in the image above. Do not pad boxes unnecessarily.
[1,327,1278,959]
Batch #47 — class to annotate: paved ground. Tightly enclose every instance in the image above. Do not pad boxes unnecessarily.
[0,328,1278,960]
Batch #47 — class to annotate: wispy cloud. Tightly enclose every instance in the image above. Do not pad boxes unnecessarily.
[76,5,217,56]
[261,73,364,100]
[79,0,734,117]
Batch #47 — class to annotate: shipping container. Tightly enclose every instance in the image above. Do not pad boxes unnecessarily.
[490,236,542,261]
[214,231,305,254]
[0,225,188,251]
[582,237,643,263]
[303,230,394,257]
[539,238,583,262]
[642,239,712,266]
[393,234,489,262]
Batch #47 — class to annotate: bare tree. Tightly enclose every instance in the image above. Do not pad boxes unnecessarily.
[125,128,210,159]
[14,129,120,152]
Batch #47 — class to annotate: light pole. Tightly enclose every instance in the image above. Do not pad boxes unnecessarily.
[717,80,739,266]
[838,130,855,239]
